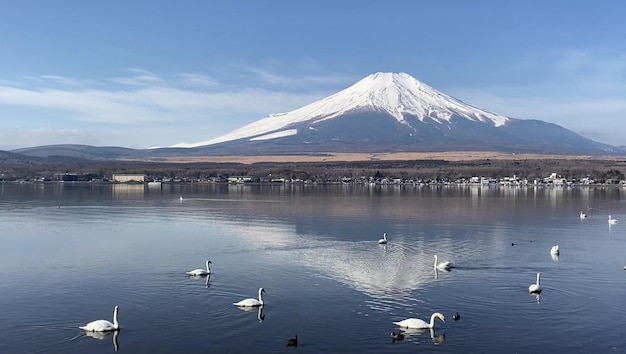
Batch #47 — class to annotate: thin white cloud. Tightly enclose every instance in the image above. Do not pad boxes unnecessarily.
[39,75,83,86]
[236,64,356,88]
[0,68,337,149]
[23,75,83,87]
[177,73,219,88]
[110,68,165,87]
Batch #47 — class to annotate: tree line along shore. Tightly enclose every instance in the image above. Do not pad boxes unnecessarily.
[1,156,626,184]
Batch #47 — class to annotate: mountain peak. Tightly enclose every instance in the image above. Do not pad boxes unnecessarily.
[349,71,508,126]
[174,72,510,148]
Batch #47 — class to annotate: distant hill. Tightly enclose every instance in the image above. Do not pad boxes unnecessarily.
[0,149,45,164]
[11,144,145,160]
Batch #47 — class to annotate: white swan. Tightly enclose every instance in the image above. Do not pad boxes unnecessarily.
[393,312,446,329]
[529,272,542,293]
[609,215,618,224]
[434,255,454,270]
[580,211,587,219]
[233,287,265,307]
[378,232,388,244]
[80,306,119,332]
[550,245,559,255]
[186,260,211,276]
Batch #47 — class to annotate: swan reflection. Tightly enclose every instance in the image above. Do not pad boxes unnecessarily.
[85,330,119,351]
[236,305,265,323]
[434,267,452,280]
[531,293,541,304]
[398,327,445,344]
[188,273,212,288]
[550,252,559,262]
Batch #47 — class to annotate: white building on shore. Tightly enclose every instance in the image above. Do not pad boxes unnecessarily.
[112,174,146,183]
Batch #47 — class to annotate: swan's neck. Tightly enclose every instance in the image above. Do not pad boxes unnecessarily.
[429,313,437,328]
[383,233,387,240]
[113,307,119,328]
[434,255,438,267]
[258,289,264,303]
[206,261,211,272]
[536,273,541,286]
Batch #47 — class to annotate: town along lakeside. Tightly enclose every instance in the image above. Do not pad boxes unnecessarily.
[2,153,626,186]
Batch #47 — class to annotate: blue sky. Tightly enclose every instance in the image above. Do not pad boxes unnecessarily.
[1,0,625,150]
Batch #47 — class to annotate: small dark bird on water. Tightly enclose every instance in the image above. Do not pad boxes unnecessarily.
[390,331,405,342]
[453,312,461,321]
[287,335,298,347]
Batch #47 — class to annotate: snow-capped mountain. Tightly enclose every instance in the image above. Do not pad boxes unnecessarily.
[175,72,510,148]
[172,72,615,155]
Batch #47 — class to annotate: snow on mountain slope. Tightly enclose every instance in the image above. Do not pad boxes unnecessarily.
[173,72,510,148]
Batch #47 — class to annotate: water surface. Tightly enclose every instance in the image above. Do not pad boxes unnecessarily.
[1,183,625,353]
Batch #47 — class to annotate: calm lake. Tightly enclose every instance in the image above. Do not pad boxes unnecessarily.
[1,182,625,353]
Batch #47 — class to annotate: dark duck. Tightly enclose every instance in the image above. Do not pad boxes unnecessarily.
[390,331,405,342]
[287,335,298,347]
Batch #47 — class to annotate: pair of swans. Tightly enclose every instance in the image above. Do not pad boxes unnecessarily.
[80,306,119,332]
[529,272,542,293]
[609,215,618,225]
[186,260,211,276]
[434,255,454,270]
[233,287,265,307]
[393,312,446,329]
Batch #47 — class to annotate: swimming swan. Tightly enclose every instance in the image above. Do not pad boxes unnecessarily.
[80,306,119,332]
[609,215,618,225]
[378,232,388,244]
[233,287,265,307]
[186,260,211,276]
[434,255,454,270]
[550,245,560,255]
[580,211,587,219]
[393,312,446,329]
[529,272,542,293]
